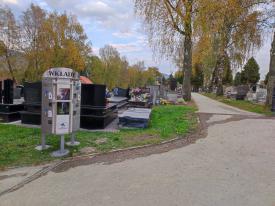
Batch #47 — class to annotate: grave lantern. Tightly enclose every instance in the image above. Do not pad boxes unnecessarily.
[37,68,81,157]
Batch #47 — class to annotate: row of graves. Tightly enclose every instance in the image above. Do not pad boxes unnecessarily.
[223,84,267,104]
[0,74,182,128]
[0,68,182,157]
[0,68,174,130]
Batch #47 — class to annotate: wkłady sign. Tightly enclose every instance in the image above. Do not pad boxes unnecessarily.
[43,67,80,79]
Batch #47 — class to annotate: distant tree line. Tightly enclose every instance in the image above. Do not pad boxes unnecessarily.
[86,46,162,89]
[0,4,163,89]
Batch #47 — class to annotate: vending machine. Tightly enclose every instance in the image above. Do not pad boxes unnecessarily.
[38,68,81,157]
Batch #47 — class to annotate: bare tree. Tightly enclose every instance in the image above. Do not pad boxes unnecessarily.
[134,0,194,101]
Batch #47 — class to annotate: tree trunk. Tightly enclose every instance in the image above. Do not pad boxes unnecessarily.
[182,1,192,101]
[182,35,192,101]
[4,51,16,82]
[215,52,227,96]
[266,31,275,105]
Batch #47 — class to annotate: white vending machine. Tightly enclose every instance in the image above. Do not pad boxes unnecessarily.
[37,68,81,157]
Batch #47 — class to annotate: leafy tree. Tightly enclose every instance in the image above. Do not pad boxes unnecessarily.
[174,70,183,84]
[195,0,268,95]
[0,8,21,81]
[21,4,47,80]
[240,57,260,86]
[234,72,242,86]
[222,56,233,85]
[42,12,90,74]
[135,0,195,101]
[191,63,204,91]
[19,4,91,81]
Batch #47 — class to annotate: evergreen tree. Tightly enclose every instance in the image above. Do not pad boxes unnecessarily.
[222,57,233,85]
[234,72,242,86]
[240,57,260,85]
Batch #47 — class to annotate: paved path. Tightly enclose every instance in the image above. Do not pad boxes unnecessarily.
[1,93,275,206]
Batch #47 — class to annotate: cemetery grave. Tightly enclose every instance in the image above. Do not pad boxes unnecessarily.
[128,88,152,108]
[203,92,272,115]
[20,82,42,125]
[119,108,152,128]
[107,87,129,109]
[80,84,118,129]
[0,79,24,123]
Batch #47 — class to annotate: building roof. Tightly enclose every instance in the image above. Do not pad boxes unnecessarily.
[80,76,93,84]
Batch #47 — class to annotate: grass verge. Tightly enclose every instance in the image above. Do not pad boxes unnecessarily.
[0,105,197,170]
[202,93,272,116]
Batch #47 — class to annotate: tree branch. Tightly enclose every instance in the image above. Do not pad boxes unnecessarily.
[164,0,186,35]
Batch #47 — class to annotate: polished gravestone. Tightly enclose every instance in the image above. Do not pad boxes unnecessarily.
[108,87,129,109]
[80,84,118,129]
[0,79,24,122]
[118,108,152,128]
[20,82,42,125]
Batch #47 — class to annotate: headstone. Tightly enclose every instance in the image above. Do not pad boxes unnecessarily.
[119,108,152,128]
[20,82,42,125]
[246,91,256,101]
[236,85,249,100]
[169,78,177,91]
[255,88,267,103]
[113,87,129,98]
[81,84,117,129]
[3,79,13,104]
[0,81,2,104]
[81,84,106,107]
[147,85,160,105]
[0,79,24,122]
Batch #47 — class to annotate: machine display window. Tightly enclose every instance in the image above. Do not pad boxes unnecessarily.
[57,88,70,100]
[57,102,70,115]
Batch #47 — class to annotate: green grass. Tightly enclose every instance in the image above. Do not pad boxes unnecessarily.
[203,93,273,116]
[0,105,197,169]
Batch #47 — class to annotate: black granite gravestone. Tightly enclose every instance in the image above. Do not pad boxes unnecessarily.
[20,82,42,125]
[80,84,118,129]
[169,78,177,91]
[0,79,24,122]
[0,81,2,104]
[3,79,13,104]
[236,85,249,100]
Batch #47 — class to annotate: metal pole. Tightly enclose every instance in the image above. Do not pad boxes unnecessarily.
[35,133,50,151]
[70,133,75,144]
[60,135,65,153]
[41,133,46,150]
[66,132,80,146]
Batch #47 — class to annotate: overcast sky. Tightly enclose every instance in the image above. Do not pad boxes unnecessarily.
[0,0,273,78]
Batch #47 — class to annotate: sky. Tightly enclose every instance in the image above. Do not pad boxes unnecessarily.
[0,0,273,79]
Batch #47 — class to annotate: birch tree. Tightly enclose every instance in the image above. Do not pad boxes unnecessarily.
[135,0,194,101]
